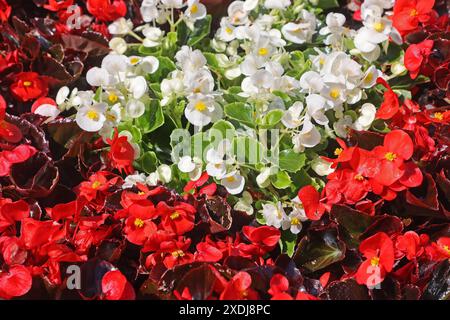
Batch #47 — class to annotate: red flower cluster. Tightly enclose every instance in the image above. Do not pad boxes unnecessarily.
[87,0,127,22]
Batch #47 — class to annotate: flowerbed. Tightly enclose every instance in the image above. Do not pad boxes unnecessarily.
[0,0,448,300]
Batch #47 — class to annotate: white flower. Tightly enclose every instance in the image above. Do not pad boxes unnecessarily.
[206,139,232,179]
[360,65,379,88]
[221,171,245,195]
[56,86,70,105]
[184,69,215,95]
[334,115,353,138]
[142,26,164,47]
[101,54,128,75]
[175,46,207,72]
[281,10,316,44]
[311,157,335,176]
[227,1,249,25]
[33,102,61,121]
[76,103,107,132]
[292,118,321,151]
[261,202,286,229]
[353,103,377,131]
[282,102,304,128]
[243,0,259,11]
[185,0,207,21]
[108,18,133,36]
[161,0,184,9]
[178,156,203,180]
[217,18,236,42]
[281,210,303,234]
[126,100,146,118]
[157,164,172,184]
[141,0,159,22]
[86,67,110,87]
[109,38,128,54]
[264,0,290,10]
[128,76,148,99]
[123,172,147,189]
[299,71,324,93]
[322,82,347,108]
[306,94,329,125]
[185,94,222,127]
[233,191,254,215]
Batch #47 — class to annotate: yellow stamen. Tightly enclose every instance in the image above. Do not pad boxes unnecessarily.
[86,110,99,121]
[364,72,373,83]
[226,176,235,182]
[258,47,268,56]
[291,217,300,225]
[410,9,418,16]
[130,57,140,65]
[354,174,364,181]
[171,250,185,258]
[443,245,450,254]
[225,27,233,34]
[194,101,207,111]
[433,112,443,121]
[170,212,180,220]
[190,4,198,14]
[23,81,33,87]
[134,218,144,228]
[334,148,343,156]
[384,152,397,161]
[370,256,380,267]
[108,93,118,103]
[373,22,385,33]
[329,88,340,99]
[91,180,102,189]
[319,57,325,65]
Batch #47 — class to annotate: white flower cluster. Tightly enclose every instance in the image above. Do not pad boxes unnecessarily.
[261,198,308,234]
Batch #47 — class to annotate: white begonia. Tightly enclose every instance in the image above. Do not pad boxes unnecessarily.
[123,172,147,189]
[86,67,110,87]
[109,38,128,54]
[306,94,329,125]
[334,115,353,138]
[322,82,347,108]
[56,86,70,105]
[311,157,335,176]
[142,26,164,47]
[217,18,237,42]
[128,76,148,99]
[125,100,146,118]
[281,10,316,44]
[206,139,232,179]
[221,170,245,195]
[261,202,286,229]
[360,65,379,88]
[101,54,128,75]
[140,0,159,22]
[185,94,222,127]
[281,210,303,234]
[184,69,215,95]
[178,155,203,180]
[161,0,184,9]
[300,71,324,94]
[353,103,377,131]
[227,1,249,25]
[282,102,304,129]
[157,164,172,184]
[136,56,160,74]
[108,18,133,36]
[264,0,290,10]
[234,191,254,215]
[185,0,207,21]
[76,103,107,132]
[175,46,207,72]
[160,75,184,106]
[292,118,321,152]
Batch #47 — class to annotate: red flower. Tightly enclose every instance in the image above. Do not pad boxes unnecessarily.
[355,232,394,287]
[0,199,30,233]
[220,272,258,300]
[0,0,11,23]
[43,0,74,11]
[404,40,434,79]
[268,274,289,296]
[87,0,127,22]
[102,270,135,300]
[297,185,327,220]
[20,218,63,250]
[375,78,399,120]
[10,72,48,103]
[156,201,196,236]
[395,231,427,260]
[0,95,22,143]
[0,145,37,177]
[195,241,223,262]
[393,0,435,35]
[0,265,32,299]
[237,225,280,257]
[124,203,157,245]
[426,237,450,261]
[78,171,119,202]
[106,129,135,175]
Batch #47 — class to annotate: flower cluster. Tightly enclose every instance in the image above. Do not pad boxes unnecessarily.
[0,0,448,300]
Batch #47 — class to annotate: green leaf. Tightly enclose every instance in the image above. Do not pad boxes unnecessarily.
[278,150,306,173]
[188,15,212,46]
[280,231,298,258]
[139,151,158,173]
[224,102,255,128]
[262,109,284,128]
[316,0,339,9]
[232,136,264,165]
[271,171,292,189]
[294,227,346,273]
[203,52,220,69]
[135,100,164,133]
[209,120,236,141]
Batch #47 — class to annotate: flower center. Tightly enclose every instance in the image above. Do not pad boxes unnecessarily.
[370,256,380,267]
[329,88,340,99]
[134,218,144,228]
[291,217,300,225]
[170,211,180,220]
[443,245,450,254]
[373,22,385,32]
[190,4,198,14]
[334,147,343,156]
[138,191,145,195]
[226,176,235,182]
[130,57,140,65]
[108,93,118,103]
[354,174,364,181]
[410,9,418,16]
[258,47,269,56]
[87,110,100,121]
[433,112,443,121]
[194,101,207,111]
[319,57,325,65]
[364,72,373,84]
[23,81,33,87]
[384,152,397,161]
[171,250,185,258]
[91,180,102,189]
[225,27,233,34]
